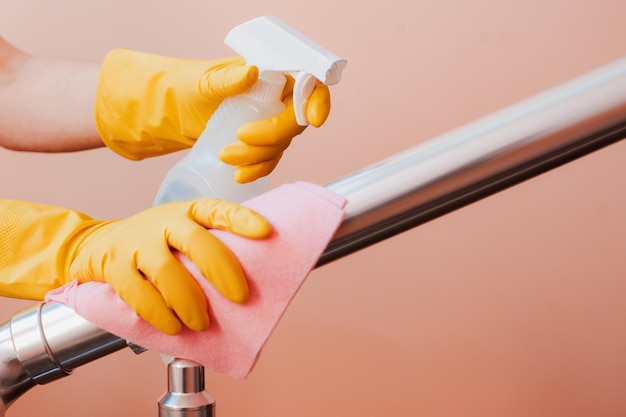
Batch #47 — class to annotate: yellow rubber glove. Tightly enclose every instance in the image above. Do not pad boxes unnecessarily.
[94,48,258,160]
[0,198,271,335]
[94,48,331,182]
[220,76,331,183]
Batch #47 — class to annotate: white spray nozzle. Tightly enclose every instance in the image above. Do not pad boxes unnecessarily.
[224,15,347,126]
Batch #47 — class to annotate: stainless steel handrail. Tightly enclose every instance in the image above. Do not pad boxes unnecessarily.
[321,56,626,265]
[2,54,626,413]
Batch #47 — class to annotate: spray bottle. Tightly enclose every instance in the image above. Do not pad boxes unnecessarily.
[153,16,347,205]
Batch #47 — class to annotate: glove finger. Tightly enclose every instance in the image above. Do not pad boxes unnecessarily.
[281,74,295,99]
[219,140,290,166]
[188,199,272,239]
[236,99,306,146]
[138,249,210,332]
[203,64,259,100]
[107,268,184,335]
[281,76,330,127]
[306,81,331,127]
[234,157,281,184]
[167,222,250,304]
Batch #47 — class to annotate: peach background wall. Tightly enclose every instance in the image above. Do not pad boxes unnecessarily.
[2,0,626,416]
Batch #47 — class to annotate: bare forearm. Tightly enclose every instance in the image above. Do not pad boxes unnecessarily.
[0,38,104,152]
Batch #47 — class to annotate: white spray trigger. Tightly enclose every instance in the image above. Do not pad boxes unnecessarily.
[293,72,317,126]
[224,16,347,126]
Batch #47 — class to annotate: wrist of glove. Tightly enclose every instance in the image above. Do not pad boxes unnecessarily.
[95,48,332,182]
[0,198,271,335]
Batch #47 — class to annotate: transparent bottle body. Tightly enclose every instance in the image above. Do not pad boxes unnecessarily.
[154,91,285,205]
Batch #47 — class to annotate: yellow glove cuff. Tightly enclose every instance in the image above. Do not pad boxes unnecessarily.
[0,199,98,299]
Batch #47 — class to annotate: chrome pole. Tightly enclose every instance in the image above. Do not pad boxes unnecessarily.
[0,302,127,411]
[1,55,626,413]
[321,56,626,265]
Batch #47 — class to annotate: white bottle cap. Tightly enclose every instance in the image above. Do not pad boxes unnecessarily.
[246,71,286,103]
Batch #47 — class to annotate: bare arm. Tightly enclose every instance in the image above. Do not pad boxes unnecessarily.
[0,37,104,152]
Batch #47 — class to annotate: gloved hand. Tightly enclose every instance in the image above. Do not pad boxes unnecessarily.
[0,198,271,335]
[95,48,331,182]
[219,76,331,183]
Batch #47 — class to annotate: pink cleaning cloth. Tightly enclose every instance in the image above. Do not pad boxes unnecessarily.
[46,182,346,379]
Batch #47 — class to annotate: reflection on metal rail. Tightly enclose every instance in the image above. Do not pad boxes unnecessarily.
[2,55,626,414]
[322,56,626,265]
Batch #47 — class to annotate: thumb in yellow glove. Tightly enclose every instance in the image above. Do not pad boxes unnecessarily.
[0,198,271,335]
[94,48,331,182]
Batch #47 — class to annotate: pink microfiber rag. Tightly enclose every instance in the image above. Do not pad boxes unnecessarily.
[46,182,346,379]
